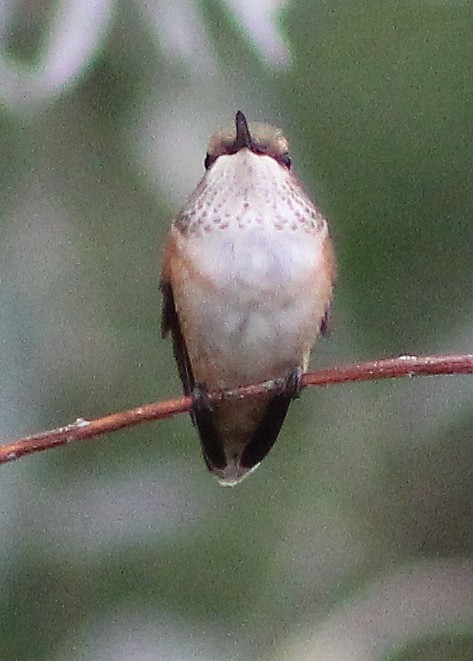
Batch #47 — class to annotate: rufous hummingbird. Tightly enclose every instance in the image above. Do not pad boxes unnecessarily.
[161,111,335,486]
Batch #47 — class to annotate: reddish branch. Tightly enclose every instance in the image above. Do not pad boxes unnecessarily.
[1,353,473,466]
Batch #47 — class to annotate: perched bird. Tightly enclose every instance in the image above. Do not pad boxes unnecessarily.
[161,111,335,486]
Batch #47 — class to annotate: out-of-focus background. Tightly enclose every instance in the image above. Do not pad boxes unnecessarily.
[1,1,472,659]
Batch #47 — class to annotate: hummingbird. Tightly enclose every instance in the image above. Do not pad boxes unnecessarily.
[161,111,335,486]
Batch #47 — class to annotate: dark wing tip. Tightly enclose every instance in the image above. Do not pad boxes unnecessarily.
[240,390,293,469]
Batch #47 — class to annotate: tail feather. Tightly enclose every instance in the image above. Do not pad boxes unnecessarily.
[195,390,293,486]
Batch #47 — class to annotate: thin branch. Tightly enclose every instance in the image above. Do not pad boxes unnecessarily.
[1,353,473,466]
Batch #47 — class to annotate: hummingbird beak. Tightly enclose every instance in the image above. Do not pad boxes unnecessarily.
[234,111,252,151]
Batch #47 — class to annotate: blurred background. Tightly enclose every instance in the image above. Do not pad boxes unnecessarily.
[1,1,472,659]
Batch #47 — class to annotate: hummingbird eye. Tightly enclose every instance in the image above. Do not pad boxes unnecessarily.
[279,153,291,169]
[204,153,217,170]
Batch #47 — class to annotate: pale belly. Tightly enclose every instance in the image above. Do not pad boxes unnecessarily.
[173,226,329,389]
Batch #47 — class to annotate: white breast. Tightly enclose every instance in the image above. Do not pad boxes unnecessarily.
[173,150,330,387]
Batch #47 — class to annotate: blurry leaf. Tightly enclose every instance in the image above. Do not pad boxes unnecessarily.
[0,0,114,111]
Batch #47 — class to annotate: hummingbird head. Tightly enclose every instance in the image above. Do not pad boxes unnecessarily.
[204,111,291,170]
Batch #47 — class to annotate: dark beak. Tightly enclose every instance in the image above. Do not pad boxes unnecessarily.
[234,111,252,150]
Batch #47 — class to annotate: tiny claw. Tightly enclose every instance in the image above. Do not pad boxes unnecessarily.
[192,383,213,415]
[284,366,303,400]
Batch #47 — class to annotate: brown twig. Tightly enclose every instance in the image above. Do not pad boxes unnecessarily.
[1,353,473,466]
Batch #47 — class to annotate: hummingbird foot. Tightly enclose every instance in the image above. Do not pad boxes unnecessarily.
[191,383,214,415]
[283,366,304,400]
